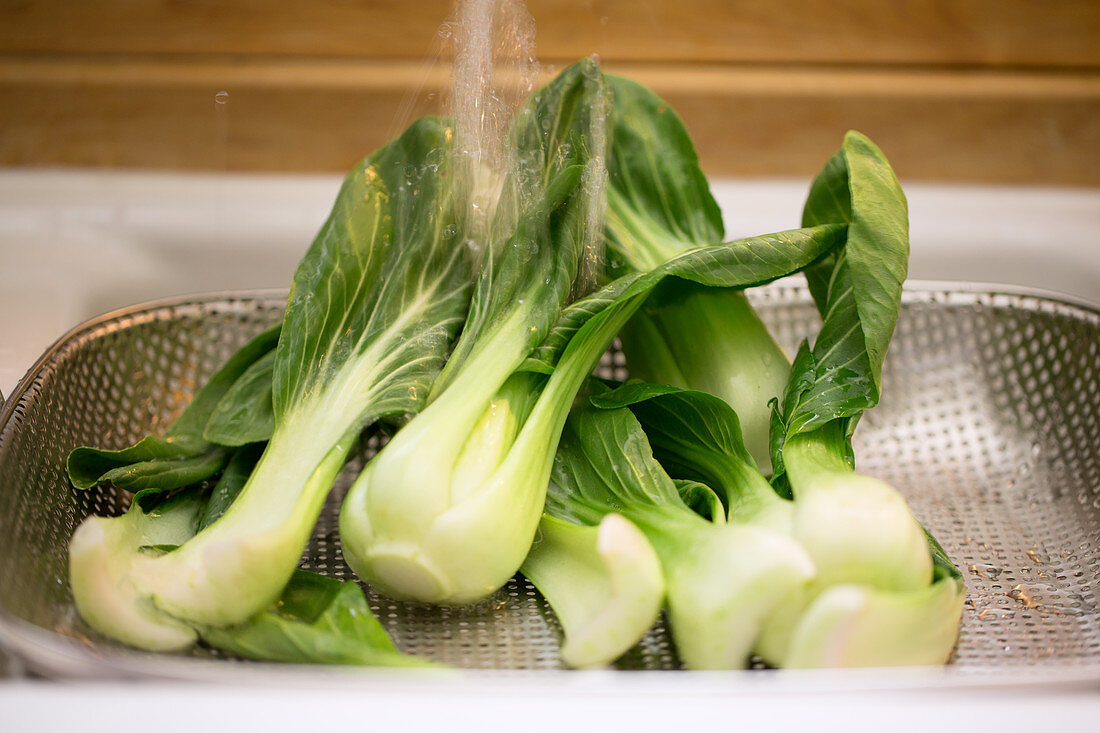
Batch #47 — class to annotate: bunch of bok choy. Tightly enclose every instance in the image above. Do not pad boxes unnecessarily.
[65,60,960,670]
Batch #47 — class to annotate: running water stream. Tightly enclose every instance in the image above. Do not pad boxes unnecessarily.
[448,0,540,254]
[444,0,607,287]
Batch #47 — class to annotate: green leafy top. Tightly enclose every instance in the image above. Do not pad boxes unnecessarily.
[274,116,470,430]
[203,349,277,446]
[780,131,909,440]
[171,324,281,443]
[802,131,909,392]
[544,391,697,529]
[593,382,788,528]
[604,74,723,271]
[66,324,281,493]
[201,570,433,668]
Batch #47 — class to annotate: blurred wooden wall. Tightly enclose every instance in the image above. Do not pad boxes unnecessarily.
[1,0,1098,184]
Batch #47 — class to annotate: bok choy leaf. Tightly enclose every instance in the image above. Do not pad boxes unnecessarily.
[66,323,281,493]
[593,131,959,667]
[201,570,435,667]
[593,382,794,534]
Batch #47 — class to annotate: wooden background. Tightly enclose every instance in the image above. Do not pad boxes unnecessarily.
[1,0,1098,184]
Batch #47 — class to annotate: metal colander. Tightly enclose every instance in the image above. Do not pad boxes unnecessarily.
[0,283,1097,681]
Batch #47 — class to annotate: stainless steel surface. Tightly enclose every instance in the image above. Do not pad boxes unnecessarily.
[0,283,1097,681]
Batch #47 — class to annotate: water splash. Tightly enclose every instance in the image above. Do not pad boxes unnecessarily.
[575,61,609,299]
[214,90,230,171]
[448,0,540,251]
[437,1,609,296]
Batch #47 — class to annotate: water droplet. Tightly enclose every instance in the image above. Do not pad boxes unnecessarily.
[968,564,1004,580]
[214,91,229,105]
[1008,584,1039,609]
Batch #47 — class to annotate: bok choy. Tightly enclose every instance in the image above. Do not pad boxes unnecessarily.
[63,57,961,671]
[338,59,613,604]
[70,116,472,650]
[71,465,423,665]
[754,131,948,663]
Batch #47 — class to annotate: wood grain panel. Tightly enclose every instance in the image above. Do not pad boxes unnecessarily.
[3,58,1097,184]
[1,0,1097,68]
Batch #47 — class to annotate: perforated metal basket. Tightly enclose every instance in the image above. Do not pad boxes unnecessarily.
[0,283,1097,683]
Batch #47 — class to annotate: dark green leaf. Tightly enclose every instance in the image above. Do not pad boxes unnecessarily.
[197,444,265,531]
[767,132,908,491]
[431,59,609,394]
[546,389,691,527]
[593,381,755,467]
[780,131,909,439]
[169,324,282,440]
[203,349,276,446]
[674,479,724,523]
[593,382,781,521]
[67,439,229,494]
[201,570,433,667]
[924,526,963,583]
[140,544,181,554]
[803,131,908,390]
[66,324,281,492]
[129,485,208,540]
[604,74,724,271]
